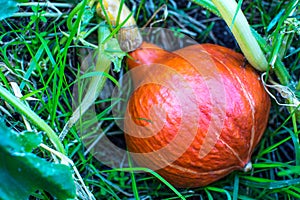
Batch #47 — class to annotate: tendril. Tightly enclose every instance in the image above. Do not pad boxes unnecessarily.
[261,72,300,109]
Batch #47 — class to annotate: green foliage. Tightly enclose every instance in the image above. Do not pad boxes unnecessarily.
[0,124,75,199]
[30,5,47,23]
[0,0,299,199]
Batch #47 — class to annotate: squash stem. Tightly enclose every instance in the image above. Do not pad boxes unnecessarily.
[211,0,268,72]
[209,0,299,123]
[251,29,291,85]
[192,0,292,86]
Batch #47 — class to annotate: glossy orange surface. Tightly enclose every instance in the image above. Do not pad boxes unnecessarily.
[124,42,270,188]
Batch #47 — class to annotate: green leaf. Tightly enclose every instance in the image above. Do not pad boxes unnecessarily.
[190,0,221,17]
[15,131,43,152]
[206,187,232,199]
[0,0,19,20]
[0,124,76,200]
[31,5,38,12]
[278,166,300,176]
[267,9,285,32]
[241,176,300,189]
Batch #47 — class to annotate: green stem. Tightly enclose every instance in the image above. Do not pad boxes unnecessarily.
[0,85,65,154]
[273,59,291,86]
[251,29,291,85]
[211,0,268,71]
[59,24,112,140]
[192,0,299,124]
[191,0,292,84]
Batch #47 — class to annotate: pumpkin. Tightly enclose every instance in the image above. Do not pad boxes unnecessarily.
[124,42,270,188]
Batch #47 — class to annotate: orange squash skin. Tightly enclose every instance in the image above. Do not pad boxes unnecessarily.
[124,42,271,188]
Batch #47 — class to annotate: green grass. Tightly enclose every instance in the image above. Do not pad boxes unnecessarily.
[0,0,299,199]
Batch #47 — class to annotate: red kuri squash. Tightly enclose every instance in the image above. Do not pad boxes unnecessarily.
[124,42,270,188]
